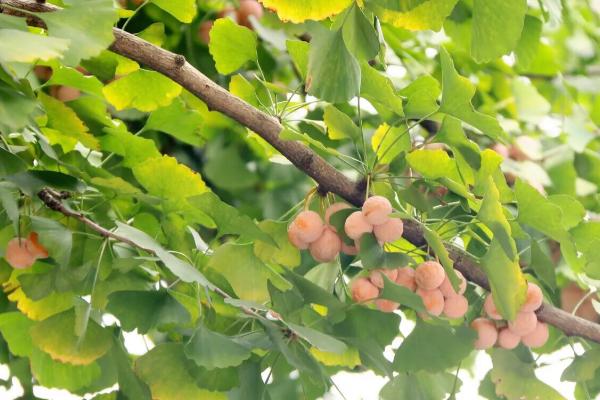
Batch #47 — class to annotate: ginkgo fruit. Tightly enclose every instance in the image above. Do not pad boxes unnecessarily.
[362,196,392,225]
[287,224,308,249]
[237,0,264,28]
[415,261,445,290]
[25,232,48,259]
[521,282,543,313]
[416,288,444,316]
[443,295,468,319]
[373,218,404,244]
[351,278,379,303]
[53,86,80,102]
[471,318,498,350]
[395,267,416,291]
[309,227,341,263]
[375,299,399,313]
[483,294,503,320]
[369,268,399,289]
[341,241,358,256]
[439,270,467,298]
[198,21,213,45]
[508,311,538,336]
[521,321,549,348]
[325,202,350,225]
[292,210,324,243]
[5,238,36,269]
[497,328,520,350]
[344,211,373,240]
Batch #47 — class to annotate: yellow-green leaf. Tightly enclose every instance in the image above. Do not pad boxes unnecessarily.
[0,30,69,63]
[260,0,352,23]
[369,0,459,31]
[209,18,257,75]
[151,0,197,23]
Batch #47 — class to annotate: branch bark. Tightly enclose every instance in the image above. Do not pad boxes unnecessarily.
[3,0,600,344]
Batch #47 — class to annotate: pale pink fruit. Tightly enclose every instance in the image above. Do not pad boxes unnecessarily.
[351,278,379,303]
[198,20,213,45]
[309,228,341,263]
[443,295,468,319]
[369,268,399,289]
[287,223,308,250]
[521,321,549,348]
[471,318,498,350]
[484,294,503,320]
[344,211,373,240]
[25,232,49,259]
[375,299,399,313]
[341,241,358,255]
[439,270,467,298]
[373,218,404,243]
[508,311,538,336]
[237,0,263,28]
[5,238,36,269]
[362,196,392,225]
[395,267,416,291]
[416,288,444,316]
[415,261,445,290]
[293,210,324,243]
[521,282,543,313]
[325,202,351,225]
[497,328,521,350]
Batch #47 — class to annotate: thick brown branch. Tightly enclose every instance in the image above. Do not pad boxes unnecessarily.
[5,0,600,344]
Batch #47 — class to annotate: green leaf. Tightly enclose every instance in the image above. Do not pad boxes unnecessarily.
[106,290,190,334]
[342,3,379,60]
[323,105,361,140]
[570,222,600,279]
[471,0,527,62]
[40,0,119,66]
[39,92,100,150]
[0,148,27,178]
[30,348,101,392]
[259,0,352,23]
[548,195,585,230]
[436,116,481,184]
[30,310,112,366]
[481,237,527,320]
[515,16,542,69]
[7,170,84,197]
[31,216,73,268]
[530,241,556,290]
[110,338,151,400]
[254,220,300,268]
[478,178,517,260]
[393,320,475,372]
[189,192,275,245]
[150,0,197,22]
[371,123,411,164]
[0,312,35,357]
[286,40,310,79]
[135,343,226,400]
[46,64,104,97]
[209,18,258,75]
[287,322,347,354]
[307,25,360,103]
[0,30,69,63]
[103,70,182,112]
[361,62,404,116]
[100,124,161,167]
[561,347,600,382]
[379,275,425,312]
[490,349,565,400]
[439,47,504,140]
[143,98,204,146]
[184,325,252,369]
[380,371,458,400]
[406,149,462,182]
[399,75,440,119]
[0,83,36,132]
[137,22,166,46]
[515,179,567,242]
[368,0,459,31]
[203,145,258,191]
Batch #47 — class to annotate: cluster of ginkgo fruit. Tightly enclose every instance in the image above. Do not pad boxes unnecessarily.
[350,261,470,317]
[287,196,404,263]
[471,282,549,350]
[4,232,49,270]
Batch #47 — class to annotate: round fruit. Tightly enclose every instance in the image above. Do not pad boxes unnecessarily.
[341,241,358,256]
[560,283,599,322]
[287,223,308,250]
[439,270,467,298]
[293,210,324,243]
[521,282,543,313]
[443,295,468,319]
[484,294,503,320]
[416,288,444,316]
[309,227,341,263]
[375,299,399,313]
[33,66,52,81]
[325,202,350,225]
[5,238,36,269]
[26,232,48,259]
[198,20,213,45]
[521,321,549,348]
[508,311,538,336]
[344,211,373,240]
[395,267,416,291]
[415,261,445,290]
[362,196,392,225]
[471,318,498,350]
[373,218,404,244]
[369,268,399,289]
[351,277,379,303]
[491,143,510,159]
[497,328,520,350]
[237,0,264,28]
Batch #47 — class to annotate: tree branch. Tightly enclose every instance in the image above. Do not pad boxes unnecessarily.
[4,0,600,344]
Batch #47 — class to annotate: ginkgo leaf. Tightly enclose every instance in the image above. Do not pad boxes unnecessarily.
[184,325,252,369]
[209,18,257,75]
[30,348,102,393]
[368,0,459,31]
[100,124,161,167]
[151,0,197,23]
[0,30,69,63]
[103,70,182,112]
[259,0,352,23]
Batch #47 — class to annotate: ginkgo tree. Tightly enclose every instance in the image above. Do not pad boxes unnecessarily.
[0,0,599,399]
